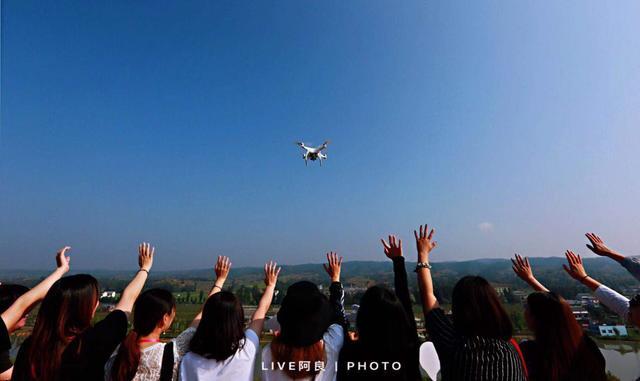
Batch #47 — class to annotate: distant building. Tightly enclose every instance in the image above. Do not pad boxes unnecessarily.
[101,290,117,298]
[512,290,528,303]
[598,325,628,337]
[576,293,599,307]
[492,284,510,296]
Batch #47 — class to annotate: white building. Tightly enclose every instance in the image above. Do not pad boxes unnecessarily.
[101,290,117,298]
[598,325,628,337]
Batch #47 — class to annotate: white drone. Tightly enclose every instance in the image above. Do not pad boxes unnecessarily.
[296,141,330,166]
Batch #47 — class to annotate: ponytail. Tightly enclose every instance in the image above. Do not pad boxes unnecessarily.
[109,289,176,381]
[110,332,141,381]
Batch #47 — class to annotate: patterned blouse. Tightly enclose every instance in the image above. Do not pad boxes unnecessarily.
[425,308,526,381]
[104,327,196,381]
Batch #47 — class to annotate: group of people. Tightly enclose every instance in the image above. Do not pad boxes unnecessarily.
[0,226,638,381]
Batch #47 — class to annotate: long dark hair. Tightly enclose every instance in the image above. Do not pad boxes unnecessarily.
[189,291,246,361]
[451,276,513,340]
[526,292,587,381]
[110,288,176,381]
[27,274,99,381]
[356,285,412,359]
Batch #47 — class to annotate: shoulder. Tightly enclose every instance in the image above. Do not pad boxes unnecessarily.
[323,324,344,352]
[424,307,452,328]
[173,327,197,357]
[244,328,260,347]
[95,309,128,331]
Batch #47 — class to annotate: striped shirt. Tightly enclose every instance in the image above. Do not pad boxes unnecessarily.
[425,308,526,381]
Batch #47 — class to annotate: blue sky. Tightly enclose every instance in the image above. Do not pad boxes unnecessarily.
[2,1,640,270]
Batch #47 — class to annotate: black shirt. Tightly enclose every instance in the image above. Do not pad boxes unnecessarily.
[337,257,421,381]
[520,335,606,381]
[425,308,526,381]
[12,310,127,381]
[0,318,11,374]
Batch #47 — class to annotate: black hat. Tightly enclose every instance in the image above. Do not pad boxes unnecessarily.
[277,281,333,347]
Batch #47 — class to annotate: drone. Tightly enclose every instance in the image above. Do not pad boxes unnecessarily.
[296,141,329,166]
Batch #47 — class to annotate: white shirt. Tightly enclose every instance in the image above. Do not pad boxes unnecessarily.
[105,327,196,381]
[261,324,344,381]
[594,284,630,321]
[179,329,260,381]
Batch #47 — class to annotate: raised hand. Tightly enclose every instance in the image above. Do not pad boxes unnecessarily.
[511,254,549,292]
[414,224,437,262]
[511,254,533,282]
[585,233,620,258]
[264,261,281,287]
[563,250,588,281]
[215,256,232,281]
[56,246,71,273]
[381,235,403,260]
[138,242,154,271]
[323,252,343,282]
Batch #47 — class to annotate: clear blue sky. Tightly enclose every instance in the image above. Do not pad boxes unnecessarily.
[2,1,639,270]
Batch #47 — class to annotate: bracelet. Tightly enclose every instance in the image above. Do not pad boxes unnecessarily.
[138,269,149,275]
[581,274,589,281]
[414,262,432,272]
[212,285,222,291]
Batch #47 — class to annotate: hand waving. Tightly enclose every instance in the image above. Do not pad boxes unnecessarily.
[511,254,534,282]
[138,242,154,272]
[563,250,588,281]
[414,224,437,262]
[264,261,281,287]
[323,252,343,282]
[56,246,71,273]
[381,235,403,260]
[215,256,232,281]
[585,233,616,257]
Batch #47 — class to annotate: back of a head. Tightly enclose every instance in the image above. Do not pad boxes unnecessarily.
[110,288,176,381]
[451,276,513,340]
[526,292,586,381]
[0,284,29,313]
[189,291,245,361]
[271,281,332,379]
[356,285,411,359]
[28,274,99,381]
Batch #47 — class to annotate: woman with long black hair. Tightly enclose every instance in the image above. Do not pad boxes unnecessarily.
[337,235,421,380]
[11,242,155,381]
[105,256,232,381]
[512,253,606,381]
[0,247,71,381]
[179,260,280,381]
[416,224,527,381]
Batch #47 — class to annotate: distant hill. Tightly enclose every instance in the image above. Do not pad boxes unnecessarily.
[3,257,638,300]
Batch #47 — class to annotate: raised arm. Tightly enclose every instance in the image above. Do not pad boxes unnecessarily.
[323,252,348,328]
[1,247,70,331]
[191,255,232,327]
[381,235,415,328]
[248,261,280,336]
[586,233,640,282]
[415,224,439,314]
[511,254,549,292]
[563,250,630,319]
[114,242,154,316]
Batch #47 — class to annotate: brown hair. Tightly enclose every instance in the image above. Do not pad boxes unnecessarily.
[451,276,513,340]
[27,274,99,381]
[526,292,589,381]
[270,337,325,379]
